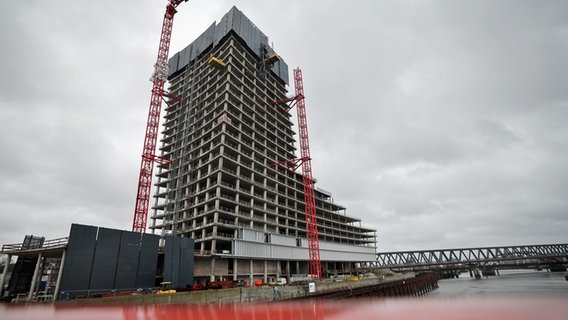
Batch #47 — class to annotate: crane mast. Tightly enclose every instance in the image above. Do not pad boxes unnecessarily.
[133,0,187,233]
[271,68,322,279]
[294,68,322,279]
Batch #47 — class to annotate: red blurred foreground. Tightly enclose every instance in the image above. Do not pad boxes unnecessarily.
[1,297,567,320]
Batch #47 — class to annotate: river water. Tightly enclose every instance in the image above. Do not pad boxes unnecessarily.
[427,269,568,298]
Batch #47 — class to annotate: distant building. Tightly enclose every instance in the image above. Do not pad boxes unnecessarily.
[149,6,377,285]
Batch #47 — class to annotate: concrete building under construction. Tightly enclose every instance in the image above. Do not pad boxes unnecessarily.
[149,6,377,285]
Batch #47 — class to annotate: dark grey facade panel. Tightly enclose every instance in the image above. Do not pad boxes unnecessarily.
[177,22,216,71]
[137,233,160,288]
[214,17,227,47]
[162,236,174,285]
[168,6,289,84]
[89,227,120,290]
[57,224,190,299]
[60,224,97,297]
[226,5,238,34]
[194,23,215,59]
[171,237,181,286]
[275,60,289,83]
[178,238,194,288]
[169,53,179,74]
[179,46,189,69]
[237,12,250,45]
[114,231,140,290]
[8,256,37,293]
[161,236,194,289]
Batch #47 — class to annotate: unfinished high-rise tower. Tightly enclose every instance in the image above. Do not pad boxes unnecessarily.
[149,7,376,285]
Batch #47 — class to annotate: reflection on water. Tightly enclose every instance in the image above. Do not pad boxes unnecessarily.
[427,270,568,298]
[2,295,567,320]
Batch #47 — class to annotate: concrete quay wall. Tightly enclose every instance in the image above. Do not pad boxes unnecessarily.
[69,273,423,305]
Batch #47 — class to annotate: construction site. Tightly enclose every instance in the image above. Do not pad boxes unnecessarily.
[1,2,377,302]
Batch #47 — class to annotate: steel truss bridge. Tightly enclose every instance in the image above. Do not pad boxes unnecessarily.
[370,243,568,271]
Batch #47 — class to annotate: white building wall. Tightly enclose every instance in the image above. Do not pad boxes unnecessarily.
[238,229,265,242]
[232,230,375,261]
[271,234,297,246]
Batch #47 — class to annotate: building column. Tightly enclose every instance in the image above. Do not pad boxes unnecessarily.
[210,258,216,282]
[263,260,267,283]
[233,259,238,281]
[249,259,253,284]
[0,254,11,298]
[28,253,43,301]
[286,260,290,279]
[53,250,66,301]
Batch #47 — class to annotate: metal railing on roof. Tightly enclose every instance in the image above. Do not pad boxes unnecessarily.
[1,237,69,253]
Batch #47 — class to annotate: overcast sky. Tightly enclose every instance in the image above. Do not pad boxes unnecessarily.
[1,0,566,252]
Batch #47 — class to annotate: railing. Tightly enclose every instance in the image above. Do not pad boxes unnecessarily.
[194,248,233,256]
[2,237,69,253]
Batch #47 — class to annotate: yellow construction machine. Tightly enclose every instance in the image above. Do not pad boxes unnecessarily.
[156,281,176,294]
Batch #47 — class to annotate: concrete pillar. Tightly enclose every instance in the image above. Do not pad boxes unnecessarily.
[233,259,238,281]
[286,261,290,279]
[263,260,267,283]
[210,258,216,282]
[28,253,42,301]
[216,169,223,190]
[0,254,11,298]
[53,250,66,301]
[249,259,253,284]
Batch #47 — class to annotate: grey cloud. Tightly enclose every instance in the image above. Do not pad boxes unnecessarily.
[1,0,566,253]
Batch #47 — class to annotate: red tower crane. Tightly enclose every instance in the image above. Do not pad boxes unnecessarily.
[132,0,187,233]
[272,68,322,279]
[294,68,322,280]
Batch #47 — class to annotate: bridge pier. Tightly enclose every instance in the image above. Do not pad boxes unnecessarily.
[481,268,497,277]
[548,264,567,272]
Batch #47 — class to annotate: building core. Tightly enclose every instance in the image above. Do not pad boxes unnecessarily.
[149,6,377,285]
